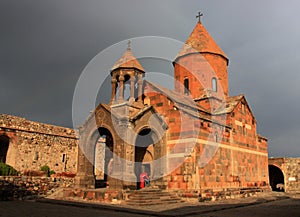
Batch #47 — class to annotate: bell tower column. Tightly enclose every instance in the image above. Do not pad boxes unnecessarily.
[118,74,125,102]
[137,74,143,103]
[129,75,135,102]
[110,77,117,104]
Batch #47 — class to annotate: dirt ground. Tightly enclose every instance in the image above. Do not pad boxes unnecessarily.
[0,192,299,217]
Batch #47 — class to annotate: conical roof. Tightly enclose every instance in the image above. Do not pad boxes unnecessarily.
[174,22,228,63]
[111,44,145,73]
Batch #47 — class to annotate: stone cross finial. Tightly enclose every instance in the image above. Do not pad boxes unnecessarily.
[127,40,131,50]
[196,11,203,23]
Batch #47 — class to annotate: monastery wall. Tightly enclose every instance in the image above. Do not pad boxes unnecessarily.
[269,157,300,193]
[0,114,78,173]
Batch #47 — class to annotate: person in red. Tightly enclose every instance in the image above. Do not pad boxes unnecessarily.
[139,172,150,189]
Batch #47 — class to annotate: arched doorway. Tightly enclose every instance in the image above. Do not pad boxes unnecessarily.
[135,128,155,189]
[94,128,114,188]
[0,135,9,163]
[269,165,285,192]
[142,147,154,175]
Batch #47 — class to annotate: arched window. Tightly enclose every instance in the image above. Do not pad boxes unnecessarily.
[184,78,189,95]
[212,77,217,92]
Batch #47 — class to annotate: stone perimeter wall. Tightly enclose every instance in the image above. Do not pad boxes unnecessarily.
[284,158,300,192]
[0,175,74,200]
[269,157,300,193]
[0,114,78,173]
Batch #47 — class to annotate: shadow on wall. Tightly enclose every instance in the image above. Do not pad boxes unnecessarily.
[0,179,39,201]
[0,135,9,163]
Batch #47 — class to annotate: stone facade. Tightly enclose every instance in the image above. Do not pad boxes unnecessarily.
[3,20,299,201]
[269,157,300,193]
[145,83,269,191]
[0,114,78,173]
[75,20,270,195]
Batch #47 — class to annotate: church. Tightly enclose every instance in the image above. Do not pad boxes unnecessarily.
[75,17,269,195]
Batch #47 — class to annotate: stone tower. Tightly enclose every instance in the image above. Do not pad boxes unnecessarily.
[173,20,229,110]
[110,42,145,106]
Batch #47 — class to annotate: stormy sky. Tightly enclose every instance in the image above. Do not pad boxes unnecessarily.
[1,0,299,157]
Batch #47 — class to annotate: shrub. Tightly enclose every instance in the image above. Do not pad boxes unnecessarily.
[0,163,18,176]
[40,165,50,172]
[49,170,56,176]
[40,165,55,177]
[40,165,51,177]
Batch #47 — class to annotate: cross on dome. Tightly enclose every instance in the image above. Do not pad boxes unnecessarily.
[127,40,131,50]
[196,11,203,23]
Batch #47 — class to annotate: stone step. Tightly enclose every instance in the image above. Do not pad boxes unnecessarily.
[125,189,183,206]
[126,189,172,193]
[128,193,177,198]
[128,196,180,201]
[129,195,179,199]
[126,199,183,206]
[128,192,175,197]
[127,197,182,202]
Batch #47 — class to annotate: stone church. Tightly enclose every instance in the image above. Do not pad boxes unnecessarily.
[75,19,269,193]
[0,19,270,196]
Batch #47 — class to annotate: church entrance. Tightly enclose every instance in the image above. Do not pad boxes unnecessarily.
[135,128,155,189]
[269,165,285,192]
[0,135,9,163]
[94,128,113,188]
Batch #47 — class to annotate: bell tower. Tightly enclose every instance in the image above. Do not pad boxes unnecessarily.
[110,41,145,107]
[173,13,229,108]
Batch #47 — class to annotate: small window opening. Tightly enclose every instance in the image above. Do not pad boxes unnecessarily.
[241,103,246,114]
[212,77,217,92]
[34,152,39,161]
[184,78,190,95]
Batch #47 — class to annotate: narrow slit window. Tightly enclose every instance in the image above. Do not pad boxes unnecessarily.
[184,78,189,95]
[212,77,217,92]
[34,152,39,161]
[62,154,66,162]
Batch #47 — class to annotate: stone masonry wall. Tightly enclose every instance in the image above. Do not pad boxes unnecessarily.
[0,114,78,173]
[145,84,268,191]
[0,175,74,200]
[284,158,300,192]
[269,157,300,193]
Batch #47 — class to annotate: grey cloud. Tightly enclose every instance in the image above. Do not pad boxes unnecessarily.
[1,0,300,157]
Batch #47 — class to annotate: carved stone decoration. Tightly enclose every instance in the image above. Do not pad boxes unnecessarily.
[75,102,168,190]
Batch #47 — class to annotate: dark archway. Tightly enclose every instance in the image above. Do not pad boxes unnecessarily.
[0,135,9,163]
[135,128,155,189]
[269,165,285,192]
[94,128,113,188]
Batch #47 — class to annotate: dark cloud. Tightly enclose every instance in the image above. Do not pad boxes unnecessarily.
[0,0,299,157]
